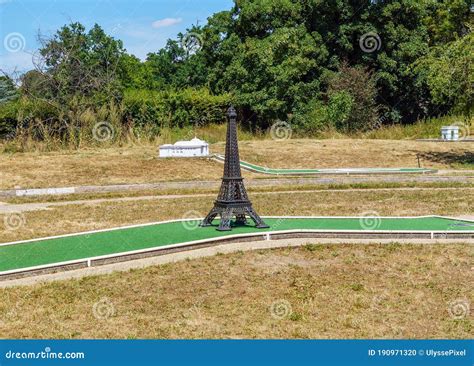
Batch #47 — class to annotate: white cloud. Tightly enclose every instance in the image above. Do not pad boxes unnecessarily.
[151,17,182,29]
[0,0,12,5]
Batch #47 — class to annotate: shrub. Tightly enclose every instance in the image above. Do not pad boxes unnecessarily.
[0,100,18,137]
[327,63,379,132]
[293,64,379,134]
[327,91,354,132]
[123,88,232,130]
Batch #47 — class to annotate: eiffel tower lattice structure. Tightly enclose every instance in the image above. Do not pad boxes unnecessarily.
[200,106,270,231]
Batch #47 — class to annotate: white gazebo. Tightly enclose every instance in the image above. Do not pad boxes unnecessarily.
[159,137,209,158]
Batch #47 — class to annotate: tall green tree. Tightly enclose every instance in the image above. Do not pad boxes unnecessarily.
[414,31,474,118]
[0,76,17,104]
[39,22,127,104]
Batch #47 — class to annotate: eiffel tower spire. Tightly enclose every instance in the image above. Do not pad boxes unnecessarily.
[200,106,269,231]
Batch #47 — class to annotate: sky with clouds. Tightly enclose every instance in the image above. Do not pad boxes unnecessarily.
[0,0,233,74]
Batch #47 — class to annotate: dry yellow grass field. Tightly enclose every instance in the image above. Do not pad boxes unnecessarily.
[0,244,471,339]
[0,139,473,189]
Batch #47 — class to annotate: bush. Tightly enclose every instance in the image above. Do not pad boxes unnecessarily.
[327,91,354,132]
[327,63,379,132]
[292,99,328,133]
[0,100,18,137]
[292,63,379,134]
[123,88,232,130]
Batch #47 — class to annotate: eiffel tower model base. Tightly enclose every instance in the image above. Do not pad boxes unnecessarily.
[200,199,270,231]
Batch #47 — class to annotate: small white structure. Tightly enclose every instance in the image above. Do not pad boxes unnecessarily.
[441,126,459,141]
[159,137,209,158]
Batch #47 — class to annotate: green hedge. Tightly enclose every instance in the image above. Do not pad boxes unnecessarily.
[123,88,232,129]
[0,100,19,137]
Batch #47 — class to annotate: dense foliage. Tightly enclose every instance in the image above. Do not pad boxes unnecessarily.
[0,0,472,143]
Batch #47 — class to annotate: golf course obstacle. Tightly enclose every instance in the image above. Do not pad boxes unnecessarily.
[212,154,437,175]
[1,216,473,280]
[201,106,269,231]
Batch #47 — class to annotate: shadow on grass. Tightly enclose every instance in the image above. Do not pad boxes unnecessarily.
[415,151,474,168]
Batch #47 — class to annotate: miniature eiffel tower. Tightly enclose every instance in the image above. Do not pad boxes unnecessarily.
[200,106,269,231]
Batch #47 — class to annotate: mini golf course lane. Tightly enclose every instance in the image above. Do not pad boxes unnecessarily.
[213,155,437,175]
[1,217,473,273]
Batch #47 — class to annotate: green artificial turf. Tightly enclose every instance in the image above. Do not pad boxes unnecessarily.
[213,155,436,174]
[1,217,473,272]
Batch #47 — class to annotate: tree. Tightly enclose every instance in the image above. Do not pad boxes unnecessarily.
[423,0,471,45]
[414,31,474,118]
[0,76,17,104]
[38,22,126,105]
[145,29,208,89]
[188,0,471,124]
[327,63,379,132]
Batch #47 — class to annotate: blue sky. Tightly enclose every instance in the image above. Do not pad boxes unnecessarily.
[0,0,233,73]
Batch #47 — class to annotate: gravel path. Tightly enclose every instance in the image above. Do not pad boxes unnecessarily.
[1,187,474,213]
[1,173,473,199]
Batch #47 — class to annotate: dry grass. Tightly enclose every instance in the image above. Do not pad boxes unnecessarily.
[1,181,471,206]
[0,146,226,190]
[1,139,473,189]
[234,139,474,170]
[0,244,471,339]
[1,188,472,243]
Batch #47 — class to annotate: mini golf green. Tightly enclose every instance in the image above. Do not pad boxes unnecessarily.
[1,216,473,273]
[213,155,436,175]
